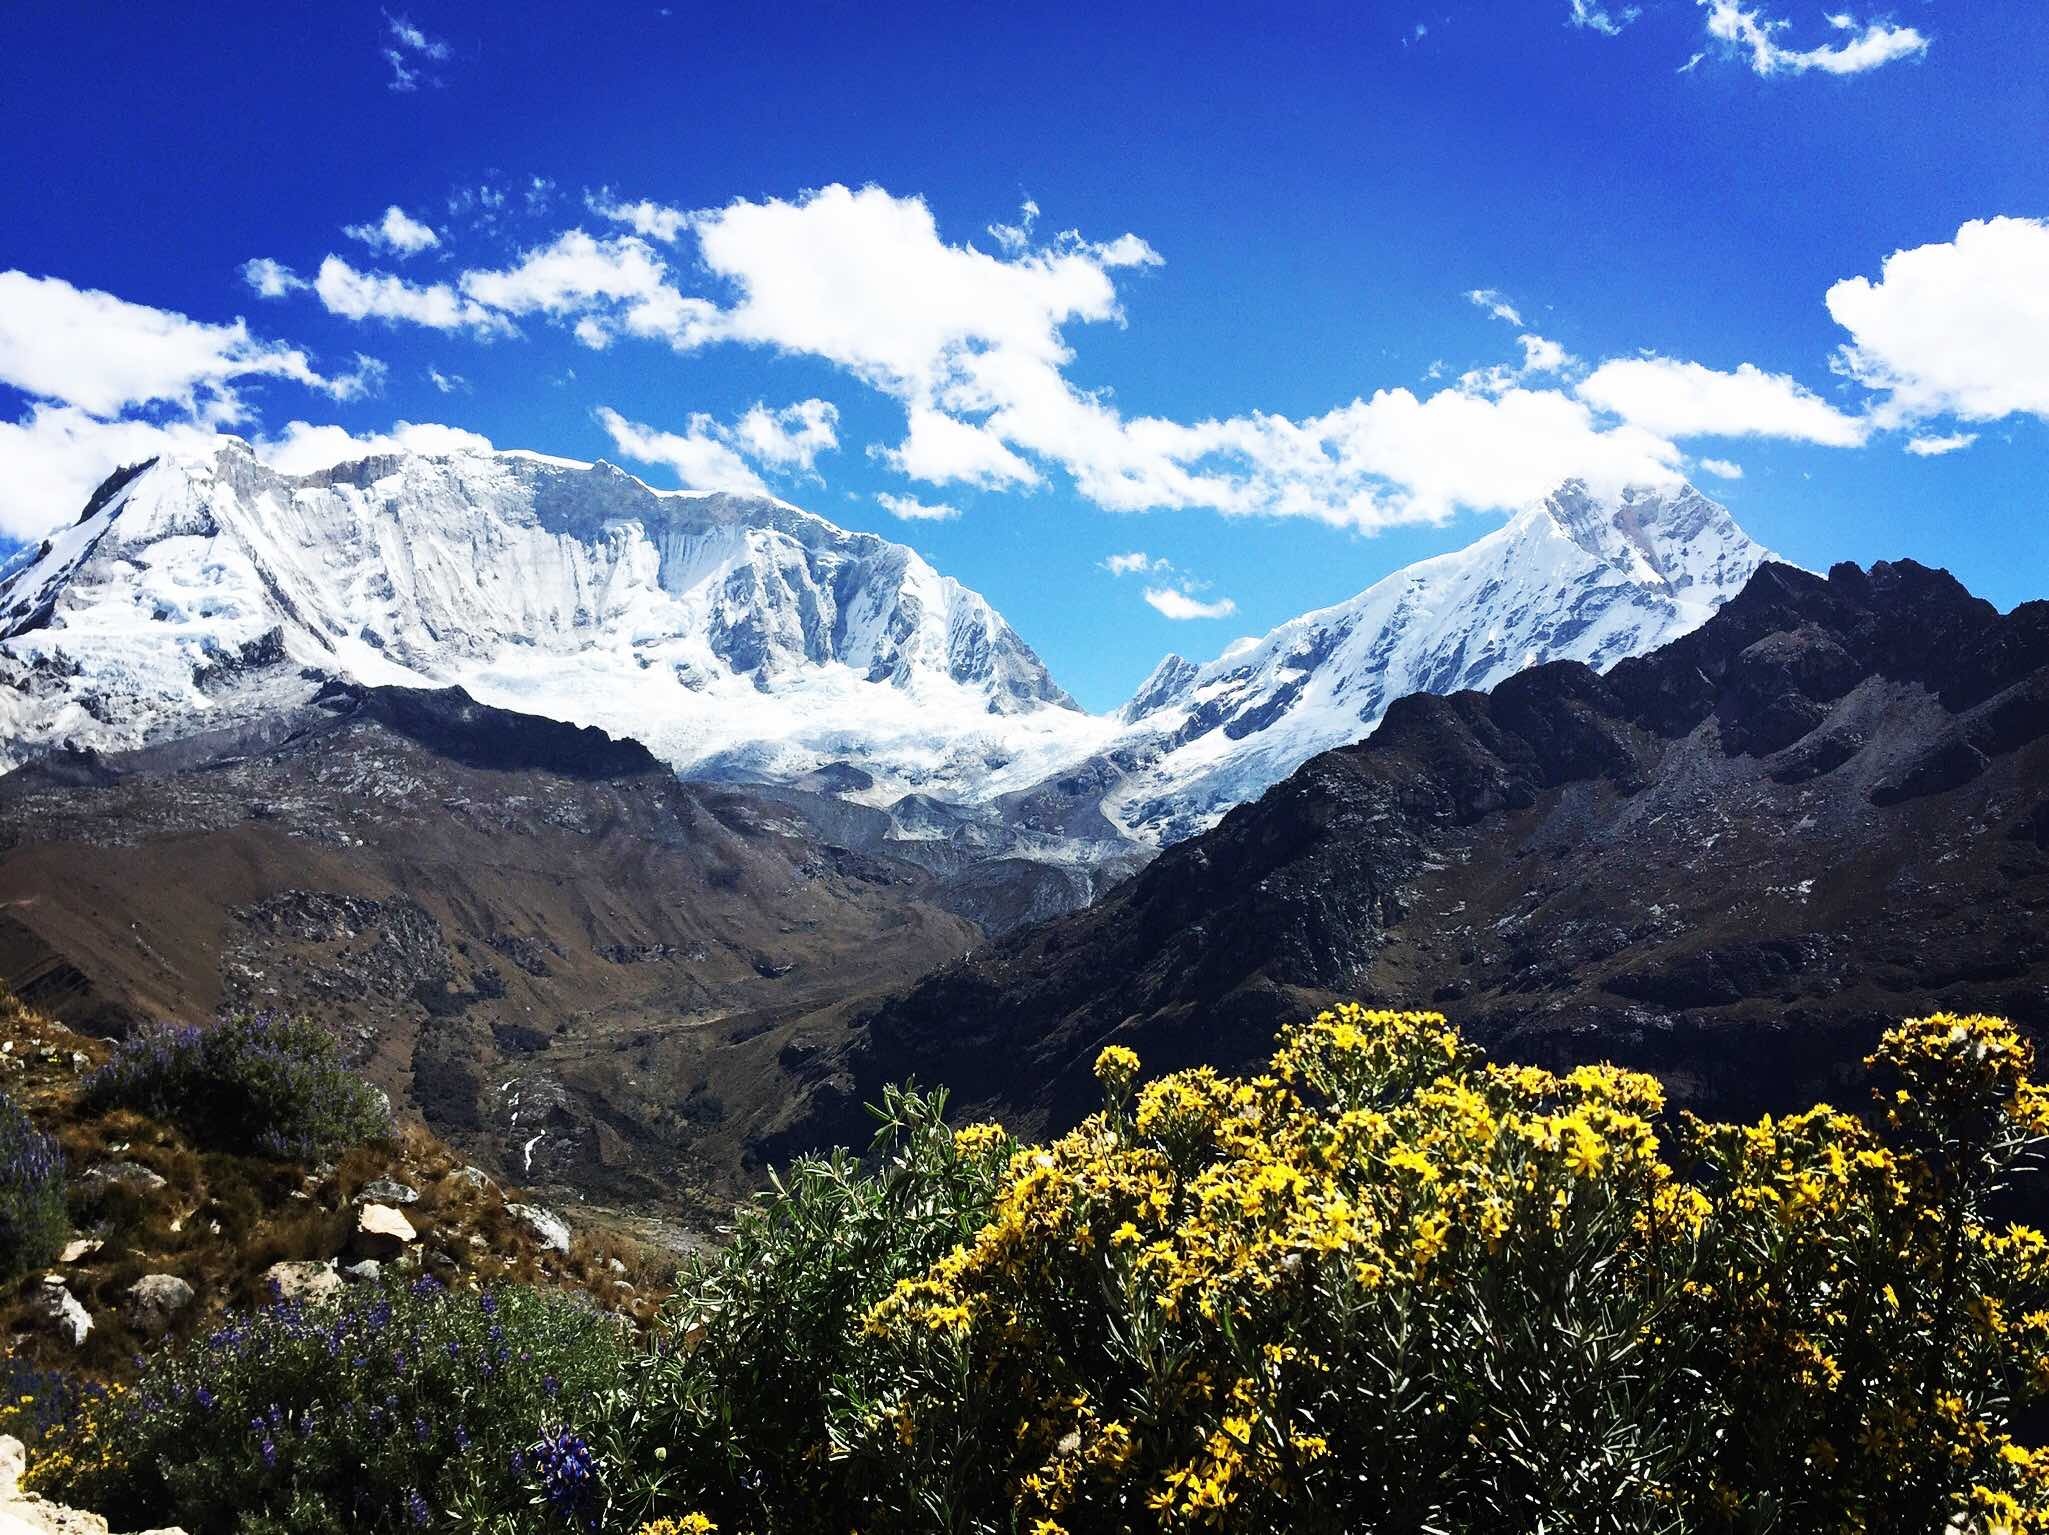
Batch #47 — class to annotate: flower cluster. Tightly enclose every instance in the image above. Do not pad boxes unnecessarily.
[597,1006,2049,1534]
[82,1009,391,1161]
[0,1085,65,1282]
[27,1276,621,1534]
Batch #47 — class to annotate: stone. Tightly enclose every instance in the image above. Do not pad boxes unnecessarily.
[73,1161,166,1199]
[352,1177,419,1207]
[262,1259,342,1303]
[58,1238,101,1264]
[122,1274,195,1336]
[339,1259,382,1284]
[450,1165,498,1195]
[606,1257,627,1276]
[0,1433,23,1497]
[34,1277,90,1348]
[350,1202,417,1260]
[507,1201,571,1254]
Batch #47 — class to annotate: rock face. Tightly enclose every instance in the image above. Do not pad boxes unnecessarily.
[122,1274,195,1336]
[507,1202,571,1254]
[0,440,1099,803]
[781,559,2049,1150]
[1069,480,1772,846]
[350,1203,417,1260]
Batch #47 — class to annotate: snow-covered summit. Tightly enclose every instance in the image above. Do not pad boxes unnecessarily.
[0,438,1111,799]
[1100,479,1774,844]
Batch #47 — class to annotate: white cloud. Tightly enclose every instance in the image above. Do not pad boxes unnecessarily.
[1699,2,1928,76]
[382,12,450,92]
[313,256,513,337]
[344,205,440,258]
[458,231,715,349]
[874,491,959,522]
[0,270,371,423]
[0,405,219,540]
[254,418,494,475]
[1695,457,1745,478]
[586,189,690,243]
[1825,217,2049,427]
[732,399,839,471]
[594,406,769,494]
[1144,587,1237,621]
[1577,356,1869,445]
[1466,288,1524,326]
[241,257,307,299]
[1517,333,1575,375]
[426,366,467,393]
[883,405,1042,488]
[1905,432,1978,457]
[1102,551,1160,576]
[1569,1,1641,36]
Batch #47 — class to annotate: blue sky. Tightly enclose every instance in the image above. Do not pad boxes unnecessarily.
[1,0,2044,710]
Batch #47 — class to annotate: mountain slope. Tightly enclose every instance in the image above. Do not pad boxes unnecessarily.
[771,558,2049,1152]
[0,439,1113,806]
[1095,481,1773,843]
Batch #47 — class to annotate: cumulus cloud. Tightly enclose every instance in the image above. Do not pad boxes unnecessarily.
[313,256,514,337]
[344,205,440,258]
[595,406,770,494]
[1695,457,1745,479]
[1905,432,1978,457]
[0,405,220,540]
[1568,1,1641,36]
[874,491,959,522]
[1144,587,1237,621]
[241,257,307,299]
[1825,217,2049,427]
[1698,2,1928,76]
[586,188,690,243]
[1577,356,1869,445]
[731,399,839,470]
[254,418,494,475]
[382,12,450,92]
[0,270,374,423]
[458,230,715,349]
[1102,551,1161,576]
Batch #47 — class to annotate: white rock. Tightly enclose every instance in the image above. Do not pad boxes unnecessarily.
[507,1202,571,1254]
[262,1259,342,1303]
[58,1238,100,1264]
[350,1203,417,1260]
[33,1278,90,1348]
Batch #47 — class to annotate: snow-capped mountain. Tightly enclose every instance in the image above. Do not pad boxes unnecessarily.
[0,439,1117,801]
[1094,480,1774,844]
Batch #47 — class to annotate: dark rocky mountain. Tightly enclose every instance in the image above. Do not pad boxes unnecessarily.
[0,681,1032,1216]
[771,559,2049,1152]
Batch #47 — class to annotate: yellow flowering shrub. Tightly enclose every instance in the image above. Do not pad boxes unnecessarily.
[594,1008,2049,1534]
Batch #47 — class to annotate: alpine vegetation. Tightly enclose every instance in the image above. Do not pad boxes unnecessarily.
[0,1086,66,1283]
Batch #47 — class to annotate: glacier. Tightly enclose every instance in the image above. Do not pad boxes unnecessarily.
[0,439,1771,860]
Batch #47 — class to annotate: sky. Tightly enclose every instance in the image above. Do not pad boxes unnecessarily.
[1,0,2044,712]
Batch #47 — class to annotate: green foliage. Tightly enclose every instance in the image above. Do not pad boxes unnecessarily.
[585,1084,1014,1532]
[0,1084,66,1283]
[28,1276,623,1535]
[585,1010,2049,1535]
[82,1011,390,1161]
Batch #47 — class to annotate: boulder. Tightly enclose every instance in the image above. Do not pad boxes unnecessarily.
[507,1201,571,1254]
[33,1278,90,1348]
[262,1260,342,1303]
[350,1203,417,1260]
[122,1274,195,1336]
[340,1259,383,1284]
[1,1434,22,1498]
[73,1162,166,1199]
[352,1177,419,1207]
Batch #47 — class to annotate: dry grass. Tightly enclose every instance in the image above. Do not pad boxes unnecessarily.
[0,993,675,1383]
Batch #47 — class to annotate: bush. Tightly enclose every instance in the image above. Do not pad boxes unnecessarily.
[26,1276,623,1534]
[0,1086,66,1282]
[0,1358,105,1453]
[589,1009,2049,1535]
[83,1011,390,1161]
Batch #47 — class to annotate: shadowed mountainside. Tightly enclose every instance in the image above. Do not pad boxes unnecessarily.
[770,559,2049,1152]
